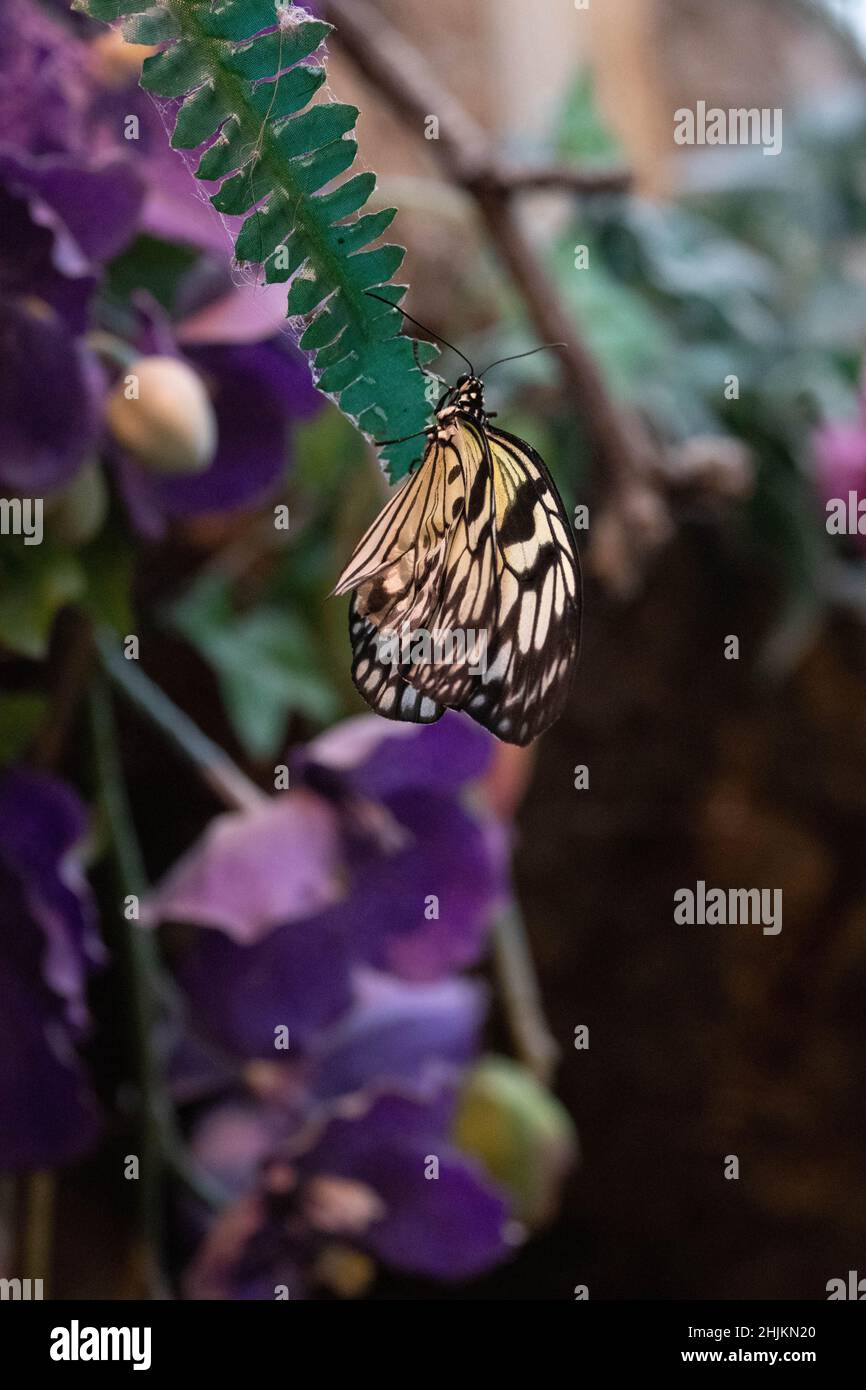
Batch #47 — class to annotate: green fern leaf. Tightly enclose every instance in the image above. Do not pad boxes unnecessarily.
[75,0,438,479]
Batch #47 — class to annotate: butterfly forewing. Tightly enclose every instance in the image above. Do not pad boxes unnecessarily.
[333,440,443,602]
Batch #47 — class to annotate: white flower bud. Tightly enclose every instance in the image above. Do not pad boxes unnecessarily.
[105,355,217,476]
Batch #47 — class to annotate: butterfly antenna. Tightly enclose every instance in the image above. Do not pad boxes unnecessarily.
[480,343,568,376]
[365,291,475,375]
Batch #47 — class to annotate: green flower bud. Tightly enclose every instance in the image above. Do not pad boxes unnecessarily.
[453,1056,578,1229]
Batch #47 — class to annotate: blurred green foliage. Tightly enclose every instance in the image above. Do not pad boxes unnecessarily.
[531,77,866,661]
[167,408,369,759]
[170,570,339,758]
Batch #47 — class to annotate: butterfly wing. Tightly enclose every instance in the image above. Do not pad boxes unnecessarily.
[400,419,580,743]
[394,418,499,711]
[333,436,444,607]
[461,423,581,744]
[346,595,444,724]
[334,434,455,725]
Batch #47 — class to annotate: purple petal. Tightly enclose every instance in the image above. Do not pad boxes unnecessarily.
[293,1088,513,1281]
[0,962,101,1169]
[0,187,95,334]
[144,792,354,1056]
[143,341,320,518]
[114,449,170,540]
[310,971,487,1101]
[0,149,143,266]
[178,911,354,1057]
[0,768,102,1167]
[341,790,509,980]
[0,298,101,492]
[177,283,297,347]
[140,151,240,259]
[142,792,343,941]
[0,767,102,1031]
[0,0,91,157]
[300,712,495,801]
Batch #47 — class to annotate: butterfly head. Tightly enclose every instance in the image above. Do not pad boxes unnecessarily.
[451,374,486,420]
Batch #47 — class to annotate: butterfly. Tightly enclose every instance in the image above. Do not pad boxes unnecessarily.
[333,299,582,746]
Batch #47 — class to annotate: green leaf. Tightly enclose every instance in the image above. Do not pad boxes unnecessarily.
[106,234,200,314]
[0,547,85,659]
[170,573,339,759]
[79,0,437,480]
[553,71,622,165]
[552,238,673,398]
[79,532,136,635]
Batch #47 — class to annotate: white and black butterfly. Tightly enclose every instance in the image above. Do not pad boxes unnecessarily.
[333,302,582,746]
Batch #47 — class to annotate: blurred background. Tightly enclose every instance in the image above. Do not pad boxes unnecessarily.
[2,0,866,1300]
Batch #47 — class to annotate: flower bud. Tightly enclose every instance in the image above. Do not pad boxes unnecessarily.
[105,355,217,476]
[453,1056,577,1229]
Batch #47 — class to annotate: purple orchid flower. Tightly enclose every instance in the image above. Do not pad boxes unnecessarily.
[0,767,103,1169]
[143,714,509,1058]
[183,1078,514,1298]
[175,968,506,1297]
[170,968,488,1126]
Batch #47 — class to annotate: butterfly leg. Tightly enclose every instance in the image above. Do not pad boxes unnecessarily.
[372,427,432,447]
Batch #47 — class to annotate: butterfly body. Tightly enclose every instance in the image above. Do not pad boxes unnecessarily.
[334,370,581,745]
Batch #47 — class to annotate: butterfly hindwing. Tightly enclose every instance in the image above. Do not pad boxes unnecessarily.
[402,420,580,743]
[347,596,444,725]
[462,424,580,744]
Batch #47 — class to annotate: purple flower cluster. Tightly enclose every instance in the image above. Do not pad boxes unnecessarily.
[146,713,519,1294]
[0,0,320,536]
[0,714,533,1292]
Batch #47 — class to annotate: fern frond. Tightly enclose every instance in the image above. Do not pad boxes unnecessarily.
[75,0,438,479]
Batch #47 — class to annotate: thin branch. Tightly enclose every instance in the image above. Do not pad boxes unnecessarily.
[17,1172,56,1297]
[496,162,632,197]
[323,0,667,577]
[89,678,231,1230]
[33,608,94,771]
[95,628,264,814]
[90,676,171,1296]
[492,906,560,1086]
